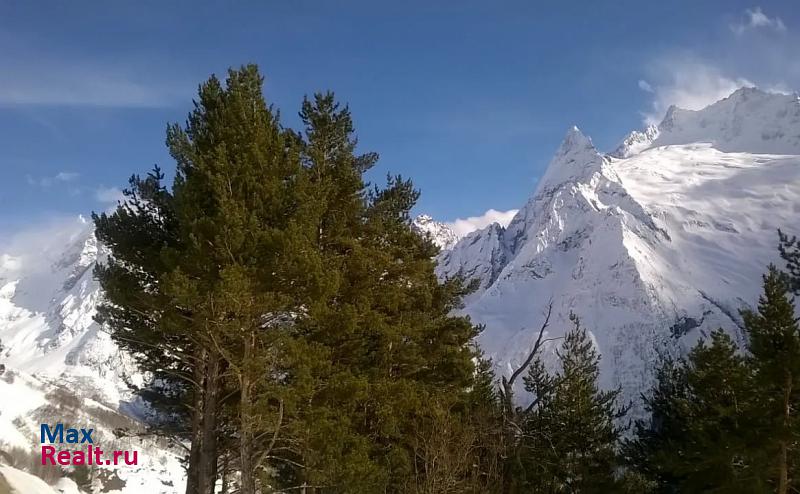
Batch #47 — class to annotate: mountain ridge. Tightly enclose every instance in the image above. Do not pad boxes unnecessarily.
[437,87,800,409]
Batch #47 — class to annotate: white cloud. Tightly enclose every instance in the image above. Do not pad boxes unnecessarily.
[0,66,181,107]
[447,208,518,237]
[95,186,125,206]
[26,171,79,187]
[637,80,653,93]
[0,214,90,278]
[640,57,754,126]
[0,31,184,108]
[731,7,786,35]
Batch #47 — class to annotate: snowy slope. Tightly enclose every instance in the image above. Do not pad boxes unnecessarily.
[0,217,186,493]
[0,369,186,494]
[0,464,81,494]
[0,216,134,396]
[438,87,800,407]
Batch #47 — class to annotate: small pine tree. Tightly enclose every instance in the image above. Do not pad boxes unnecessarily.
[743,266,800,494]
[517,355,557,490]
[521,314,626,492]
[779,230,800,295]
[624,355,691,492]
[625,331,767,493]
[464,355,505,493]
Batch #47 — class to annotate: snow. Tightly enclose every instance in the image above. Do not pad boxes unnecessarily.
[0,372,47,448]
[652,88,800,154]
[437,87,800,411]
[412,214,460,250]
[0,219,185,492]
[0,366,187,493]
[0,465,83,494]
[612,125,659,158]
[0,465,63,494]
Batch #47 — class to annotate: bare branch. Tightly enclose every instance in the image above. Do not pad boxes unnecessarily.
[507,299,553,388]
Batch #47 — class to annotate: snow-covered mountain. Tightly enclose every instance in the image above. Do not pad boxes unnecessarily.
[438,87,800,408]
[0,217,186,493]
[412,214,460,250]
[0,217,132,392]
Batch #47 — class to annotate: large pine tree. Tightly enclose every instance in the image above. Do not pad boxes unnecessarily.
[282,94,481,492]
[96,65,308,494]
[96,67,483,494]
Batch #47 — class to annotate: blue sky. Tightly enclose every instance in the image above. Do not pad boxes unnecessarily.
[1,1,798,235]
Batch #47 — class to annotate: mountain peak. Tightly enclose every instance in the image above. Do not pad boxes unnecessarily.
[612,124,660,158]
[436,88,800,410]
[653,87,800,153]
[616,87,800,157]
[726,85,771,102]
[556,125,595,158]
[412,214,459,250]
[532,126,606,190]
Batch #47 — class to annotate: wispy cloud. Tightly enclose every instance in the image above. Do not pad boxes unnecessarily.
[730,7,786,35]
[447,208,518,237]
[0,65,183,107]
[0,214,91,275]
[95,186,125,206]
[638,57,754,126]
[26,171,80,188]
[634,6,798,128]
[0,31,185,108]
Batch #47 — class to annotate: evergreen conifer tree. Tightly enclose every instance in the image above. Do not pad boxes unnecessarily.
[626,330,765,493]
[627,265,800,494]
[743,266,800,494]
[547,314,626,492]
[779,230,800,295]
[96,66,484,494]
[95,65,317,494]
[624,355,691,492]
[464,355,505,493]
[515,314,626,492]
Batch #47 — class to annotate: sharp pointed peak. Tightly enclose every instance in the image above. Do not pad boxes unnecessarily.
[556,125,596,158]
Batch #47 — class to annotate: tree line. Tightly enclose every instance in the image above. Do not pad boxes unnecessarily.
[93,65,800,493]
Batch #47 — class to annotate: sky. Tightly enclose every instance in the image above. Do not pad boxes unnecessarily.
[1,0,799,237]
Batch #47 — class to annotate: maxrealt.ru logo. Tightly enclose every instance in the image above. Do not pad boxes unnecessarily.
[40,424,138,466]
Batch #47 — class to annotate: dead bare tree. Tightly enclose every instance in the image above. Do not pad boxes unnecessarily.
[497,299,555,494]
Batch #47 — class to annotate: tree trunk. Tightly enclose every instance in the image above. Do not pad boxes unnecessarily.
[184,349,206,494]
[779,440,788,494]
[240,333,256,494]
[778,372,792,494]
[196,352,221,494]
